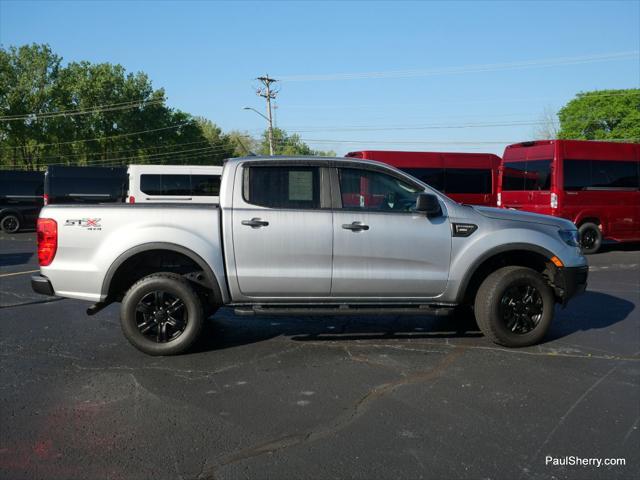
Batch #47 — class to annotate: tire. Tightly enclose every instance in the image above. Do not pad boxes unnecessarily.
[474,266,555,348]
[0,214,21,233]
[578,222,602,254]
[120,272,204,355]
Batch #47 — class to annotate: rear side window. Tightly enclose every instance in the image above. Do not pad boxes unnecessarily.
[0,173,43,197]
[243,166,320,209]
[564,159,639,190]
[502,160,551,191]
[403,168,445,191]
[46,168,127,203]
[141,175,191,196]
[192,175,221,196]
[444,169,492,194]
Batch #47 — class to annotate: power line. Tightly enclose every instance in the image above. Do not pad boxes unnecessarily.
[0,121,195,151]
[0,98,165,122]
[277,51,640,81]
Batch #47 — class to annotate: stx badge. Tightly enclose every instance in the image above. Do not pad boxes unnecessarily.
[64,218,102,230]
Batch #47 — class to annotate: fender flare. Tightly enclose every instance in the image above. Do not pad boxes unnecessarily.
[455,242,557,303]
[101,242,226,304]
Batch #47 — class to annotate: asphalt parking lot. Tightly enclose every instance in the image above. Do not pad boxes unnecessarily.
[1,231,639,480]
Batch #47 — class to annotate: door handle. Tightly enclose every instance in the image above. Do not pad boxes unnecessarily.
[342,221,369,231]
[241,218,269,228]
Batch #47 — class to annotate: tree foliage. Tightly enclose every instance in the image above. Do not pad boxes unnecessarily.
[0,44,234,169]
[258,127,335,156]
[557,89,640,142]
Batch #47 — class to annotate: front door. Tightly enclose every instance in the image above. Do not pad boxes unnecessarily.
[331,167,452,298]
[232,165,333,297]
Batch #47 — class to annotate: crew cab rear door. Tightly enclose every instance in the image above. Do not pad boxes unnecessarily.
[231,164,333,297]
[330,166,451,298]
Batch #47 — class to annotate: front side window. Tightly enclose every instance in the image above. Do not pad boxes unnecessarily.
[502,160,551,191]
[339,168,421,212]
[244,166,320,209]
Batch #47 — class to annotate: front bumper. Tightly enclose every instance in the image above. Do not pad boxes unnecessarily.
[31,274,55,296]
[555,266,588,305]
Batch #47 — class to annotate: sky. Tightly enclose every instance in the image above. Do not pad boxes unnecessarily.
[1,0,639,156]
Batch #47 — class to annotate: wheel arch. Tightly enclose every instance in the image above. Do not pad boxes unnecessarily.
[456,243,560,305]
[101,242,226,305]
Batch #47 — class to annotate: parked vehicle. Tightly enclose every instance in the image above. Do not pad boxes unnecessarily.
[44,166,128,205]
[345,150,501,206]
[0,170,44,232]
[127,164,222,203]
[499,140,640,254]
[32,156,588,355]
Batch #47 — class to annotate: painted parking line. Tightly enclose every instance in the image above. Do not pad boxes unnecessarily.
[0,269,39,278]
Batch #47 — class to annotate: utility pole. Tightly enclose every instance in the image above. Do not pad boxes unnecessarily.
[256,75,278,156]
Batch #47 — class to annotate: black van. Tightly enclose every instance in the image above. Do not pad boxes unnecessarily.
[44,166,128,205]
[0,170,44,233]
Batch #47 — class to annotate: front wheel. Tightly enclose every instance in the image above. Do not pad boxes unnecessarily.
[474,266,555,347]
[0,214,21,233]
[120,272,204,355]
[579,222,602,254]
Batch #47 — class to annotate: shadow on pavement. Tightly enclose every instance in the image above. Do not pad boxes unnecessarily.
[0,252,34,267]
[193,290,633,353]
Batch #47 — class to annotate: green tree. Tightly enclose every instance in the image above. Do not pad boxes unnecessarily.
[0,44,235,169]
[557,89,640,142]
[258,127,336,156]
[0,44,61,169]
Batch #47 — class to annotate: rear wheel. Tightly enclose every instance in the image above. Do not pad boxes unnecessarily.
[474,266,555,347]
[120,272,204,355]
[0,214,21,233]
[579,222,602,254]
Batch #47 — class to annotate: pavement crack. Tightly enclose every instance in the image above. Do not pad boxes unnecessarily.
[199,346,465,478]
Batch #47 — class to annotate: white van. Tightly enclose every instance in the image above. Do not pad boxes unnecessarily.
[127,165,223,204]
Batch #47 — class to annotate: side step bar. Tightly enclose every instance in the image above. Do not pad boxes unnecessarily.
[234,304,454,316]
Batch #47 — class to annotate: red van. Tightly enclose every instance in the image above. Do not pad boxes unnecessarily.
[345,150,501,206]
[499,139,640,253]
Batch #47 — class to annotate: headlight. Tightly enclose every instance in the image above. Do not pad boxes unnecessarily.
[558,229,579,247]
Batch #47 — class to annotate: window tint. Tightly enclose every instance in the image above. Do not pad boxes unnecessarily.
[244,166,320,209]
[563,160,590,191]
[403,168,444,191]
[339,168,421,212]
[47,171,127,203]
[140,174,191,196]
[0,172,43,197]
[192,175,221,196]
[445,169,492,194]
[502,160,551,191]
[564,159,639,190]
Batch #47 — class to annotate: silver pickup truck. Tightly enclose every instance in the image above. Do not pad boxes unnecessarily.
[32,156,588,355]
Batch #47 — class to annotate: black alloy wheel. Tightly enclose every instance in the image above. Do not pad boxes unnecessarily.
[499,284,543,334]
[135,290,188,343]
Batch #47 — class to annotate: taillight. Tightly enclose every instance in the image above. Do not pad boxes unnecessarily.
[496,192,501,207]
[550,192,558,209]
[129,196,135,204]
[43,193,49,206]
[37,218,57,266]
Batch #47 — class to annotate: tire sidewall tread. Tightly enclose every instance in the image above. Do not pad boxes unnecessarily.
[474,266,555,348]
[120,272,204,356]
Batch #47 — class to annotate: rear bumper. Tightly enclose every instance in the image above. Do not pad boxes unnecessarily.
[556,266,588,304]
[31,274,55,296]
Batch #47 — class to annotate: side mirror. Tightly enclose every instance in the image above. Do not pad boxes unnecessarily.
[415,193,442,217]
